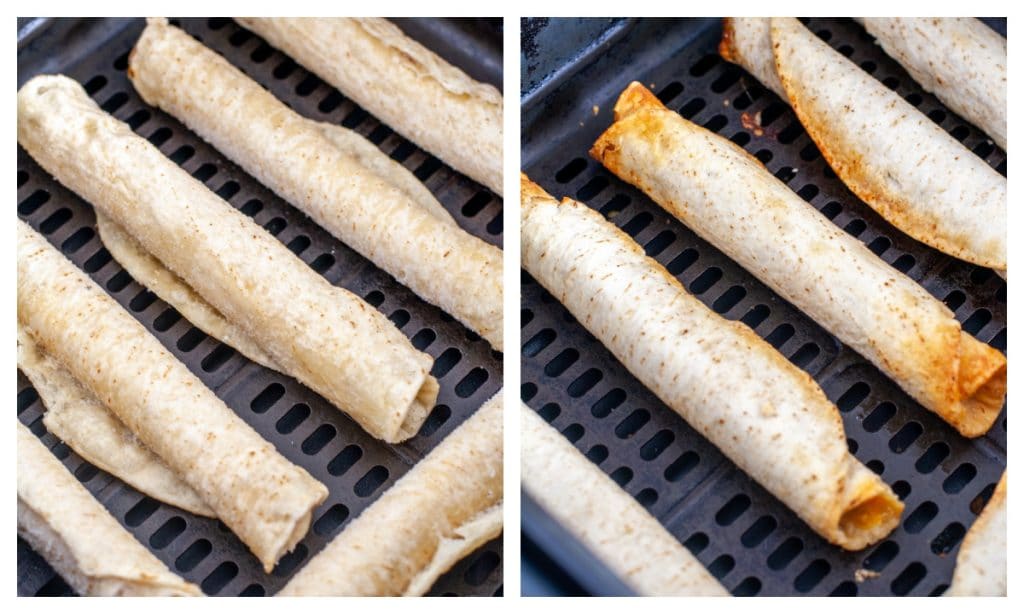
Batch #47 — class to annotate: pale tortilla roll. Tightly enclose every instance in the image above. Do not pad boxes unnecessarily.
[95,212,280,372]
[236,17,503,195]
[721,18,1005,273]
[17,74,438,444]
[279,390,503,596]
[18,323,214,517]
[18,421,202,596]
[521,176,902,550]
[857,18,1006,150]
[947,472,1007,596]
[17,221,328,572]
[521,403,728,596]
[129,18,503,351]
[591,83,1006,438]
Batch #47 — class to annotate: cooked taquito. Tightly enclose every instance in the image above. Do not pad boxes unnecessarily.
[719,17,1006,274]
[17,73,439,444]
[947,472,1007,596]
[17,220,327,572]
[18,421,202,596]
[857,18,1006,150]
[591,82,1006,438]
[279,390,503,596]
[235,17,503,195]
[18,323,213,517]
[520,175,901,550]
[521,403,728,595]
[129,19,503,351]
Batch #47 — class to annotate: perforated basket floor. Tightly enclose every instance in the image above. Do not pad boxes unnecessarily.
[17,17,503,597]
[520,17,1006,597]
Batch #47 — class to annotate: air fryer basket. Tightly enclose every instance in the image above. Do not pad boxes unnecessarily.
[521,17,1006,597]
[17,17,503,597]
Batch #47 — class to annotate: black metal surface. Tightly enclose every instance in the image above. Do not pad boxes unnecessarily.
[521,17,1006,597]
[17,17,503,597]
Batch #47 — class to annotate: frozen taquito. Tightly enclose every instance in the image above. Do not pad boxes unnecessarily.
[18,323,213,517]
[522,404,728,596]
[17,220,327,573]
[856,18,1006,151]
[95,212,279,372]
[129,18,503,351]
[591,82,1007,438]
[521,175,902,550]
[947,472,1007,596]
[280,390,503,596]
[236,17,503,196]
[719,18,1006,274]
[18,421,202,596]
[17,74,439,444]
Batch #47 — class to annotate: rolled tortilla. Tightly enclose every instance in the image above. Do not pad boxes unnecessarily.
[236,17,503,195]
[17,73,438,444]
[719,18,1006,274]
[17,323,214,517]
[947,472,1007,596]
[17,220,328,572]
[521,403,728,596]
[279,390,503,596]
[129,18,503,351]
[18,421,202,596]
[521,175,902,550]
[95,212,280,372]
[857,18,1006,150]
[591,82,1006,438]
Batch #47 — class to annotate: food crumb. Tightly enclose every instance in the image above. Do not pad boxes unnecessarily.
[593,105,600,116]
[854,568,880,583]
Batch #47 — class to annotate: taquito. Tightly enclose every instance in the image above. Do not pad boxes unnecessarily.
[18,323,213,517]
[857,18,1006,150]
[18,421,202,596]
[95,212,279,372]
[236,17,503,195]
[521,403,729,596]
[17,73,439,443]
[591,82,1006,438]
[521,175,902,550]
[17,220,327,572]
[719,17,1006,274]
[129,18,503,351]
[279,390,503,596]
[947,472,1007,596]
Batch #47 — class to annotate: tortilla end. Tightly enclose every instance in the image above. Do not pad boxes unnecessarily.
[520,173,554,204]
[837,489,904,551]
[952,332,1006,438]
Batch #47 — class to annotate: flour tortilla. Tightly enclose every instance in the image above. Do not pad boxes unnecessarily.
[18,73,438,443]
[521,175,902,550]
[947,472,1007,596]
[236,17,503,195]
[17,220,328,572]
[18,421,202,596]
[18,323,213,517]
[719,18,1006,274]
[279,390,503,596]
[95,212,280,372]
[857,18,1006,150]
[521,403,728,596]
[719,17,784,97]
[591,82,1006,438]
[129,18,503,351]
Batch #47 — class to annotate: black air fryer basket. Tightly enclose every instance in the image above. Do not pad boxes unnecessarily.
[17,17,503,597]
[520,17,1006,597]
